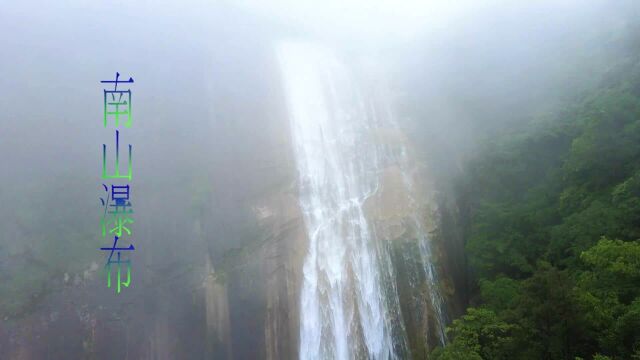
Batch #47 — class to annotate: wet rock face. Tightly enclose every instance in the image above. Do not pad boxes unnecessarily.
[203,257,232,360]
[251,192,307,360]
[366,165,421,242]
[362,133,465,357]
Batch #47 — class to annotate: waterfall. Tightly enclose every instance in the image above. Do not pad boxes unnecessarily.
[277,42,446,360]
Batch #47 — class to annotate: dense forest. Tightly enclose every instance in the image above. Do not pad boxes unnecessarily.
[432,18,640,360]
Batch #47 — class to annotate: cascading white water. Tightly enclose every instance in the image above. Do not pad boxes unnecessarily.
[277,42,396,359]
[277,41,446,359]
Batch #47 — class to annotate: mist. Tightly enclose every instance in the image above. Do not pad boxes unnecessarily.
[1,1,639,359]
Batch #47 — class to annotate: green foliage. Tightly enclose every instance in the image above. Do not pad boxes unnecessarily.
[432,308,514,360]
[577,239,640,357]
[515,263,592,359]
[581,238,640,284]
[435,23,640,360]
[593,355,613,360]
[479,276,520,312]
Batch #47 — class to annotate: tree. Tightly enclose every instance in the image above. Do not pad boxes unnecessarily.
[432,308,515,360]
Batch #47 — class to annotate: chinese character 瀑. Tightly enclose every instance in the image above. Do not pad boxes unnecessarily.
[100,184,134,237]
